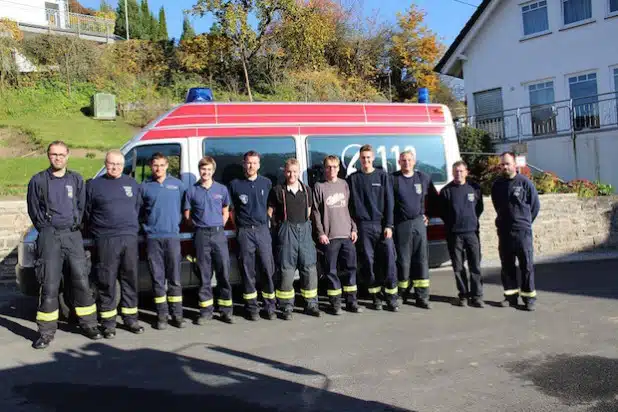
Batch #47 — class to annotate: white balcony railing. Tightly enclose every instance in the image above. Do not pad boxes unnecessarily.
[464,92,618,141]
[45,8,114,37]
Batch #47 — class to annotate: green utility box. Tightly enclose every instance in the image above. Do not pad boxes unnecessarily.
[92,93,117,120]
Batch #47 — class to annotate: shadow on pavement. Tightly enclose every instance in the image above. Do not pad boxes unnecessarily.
[505,354,618,412]
[480,259,618,301]
[0,342,415,412]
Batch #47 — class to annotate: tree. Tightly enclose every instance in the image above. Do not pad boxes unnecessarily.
[69,0,94,15]
[114,0,142,39]
[391,5,443,101]
[276,0,342,70]
[99,0,113,13]
[158,7,168,40]
[180,15,196,42]
[139,0,152,40]
[191,0,297,101]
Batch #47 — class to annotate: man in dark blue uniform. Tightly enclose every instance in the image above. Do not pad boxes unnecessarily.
[392,149,439,309]
[347,144,399,312]
[85,150,145,339]
[229,151,276,321]
[439,160,484,308]
[184,156,234,325]
[268,158,320,320]
[26,141,102,349]
[141,152,187,329]
[491,152,540,311]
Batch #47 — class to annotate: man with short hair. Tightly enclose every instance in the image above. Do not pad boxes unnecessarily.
[491,151,540,311]
[312,155,362,315]
[268,158,320,320]
[141,152,187,329]
[27,141,102,349]
[392,149,439,309]
[229,151,276,321]
[439,160,484,308]
[347,144,399,312]
[85,150,145,339]
[184,156,234,325]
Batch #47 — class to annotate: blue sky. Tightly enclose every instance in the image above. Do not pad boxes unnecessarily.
[79,0,479,45]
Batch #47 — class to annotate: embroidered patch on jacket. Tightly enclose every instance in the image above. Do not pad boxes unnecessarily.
[123,186,133,197]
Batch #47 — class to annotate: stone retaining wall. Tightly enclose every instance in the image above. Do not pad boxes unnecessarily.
[478,193,618,261]
[1,194,617,266]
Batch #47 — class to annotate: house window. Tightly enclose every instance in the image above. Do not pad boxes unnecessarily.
[528,81,556,136]
[563,0,592,25]
[569,72,599,130]
[522,1,549,36]
[611,0,618,15]
[473,88,505,140]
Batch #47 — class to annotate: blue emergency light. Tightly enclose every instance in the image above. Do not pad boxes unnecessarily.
[186,87,214,103]
[418,87,430,103]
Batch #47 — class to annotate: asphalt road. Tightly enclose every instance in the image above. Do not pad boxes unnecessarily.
[1,259,618,412]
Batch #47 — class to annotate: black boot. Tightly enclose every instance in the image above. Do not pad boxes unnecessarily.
[83,327,103,341]
[346,302,363,313]
[32,334,54,350]
[102,328,116,339]
[304,304,321,317]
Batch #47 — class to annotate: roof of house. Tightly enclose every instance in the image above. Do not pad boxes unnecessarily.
[434,0,493,77]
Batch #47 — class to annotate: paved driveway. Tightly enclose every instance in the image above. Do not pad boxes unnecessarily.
[0,259,617,412]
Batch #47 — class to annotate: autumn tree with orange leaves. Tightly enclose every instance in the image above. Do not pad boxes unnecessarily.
[390,5,444,102]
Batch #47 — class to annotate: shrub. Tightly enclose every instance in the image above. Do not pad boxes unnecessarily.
[533,172,561,194]
[456,126,493,180]
[596,181,614,196]
[568,179,598,198]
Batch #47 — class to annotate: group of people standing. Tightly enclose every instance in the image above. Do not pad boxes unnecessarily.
[26,140,540,350]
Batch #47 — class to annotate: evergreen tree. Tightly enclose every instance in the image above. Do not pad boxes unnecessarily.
[140,0,152,40]
[99,0,112,13]
[180,15,196,42]
[158,7,168,40]
[114,0,141,39]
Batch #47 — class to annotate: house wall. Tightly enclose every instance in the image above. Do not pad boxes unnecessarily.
[495,128,618,188]
[462,0,618,115]
[0,0,66,27]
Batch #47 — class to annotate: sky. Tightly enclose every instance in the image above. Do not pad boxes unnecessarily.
[78,0,480,46]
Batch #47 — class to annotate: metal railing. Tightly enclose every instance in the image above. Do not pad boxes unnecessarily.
[463,92,618,141]
[45,8,114,37]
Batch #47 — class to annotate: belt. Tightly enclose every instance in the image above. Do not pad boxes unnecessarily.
[197,226,224,232]
[52,226,79,233]
[239,224,266,230]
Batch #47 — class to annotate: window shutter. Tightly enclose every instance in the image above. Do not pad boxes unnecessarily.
[473,88,504,119]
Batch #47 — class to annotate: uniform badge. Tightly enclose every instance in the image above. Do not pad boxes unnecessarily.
[513,186,522,197]
[467,193,475,202]
[166,184,179,190]
[123,186,133,197]
[239,194,249,205]
[414,183,422,194]
[66,185,73,199]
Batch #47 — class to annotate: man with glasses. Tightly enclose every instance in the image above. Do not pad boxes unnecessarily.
[27,141,102,349]
[312,155,362,315]
[85,150,145,339]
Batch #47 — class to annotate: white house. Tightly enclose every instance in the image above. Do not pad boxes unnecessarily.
[436,0,618,189]
[0,0,116,43]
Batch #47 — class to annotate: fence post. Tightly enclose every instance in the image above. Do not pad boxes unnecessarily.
[569,98,579,179]
[515,107,521,143]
